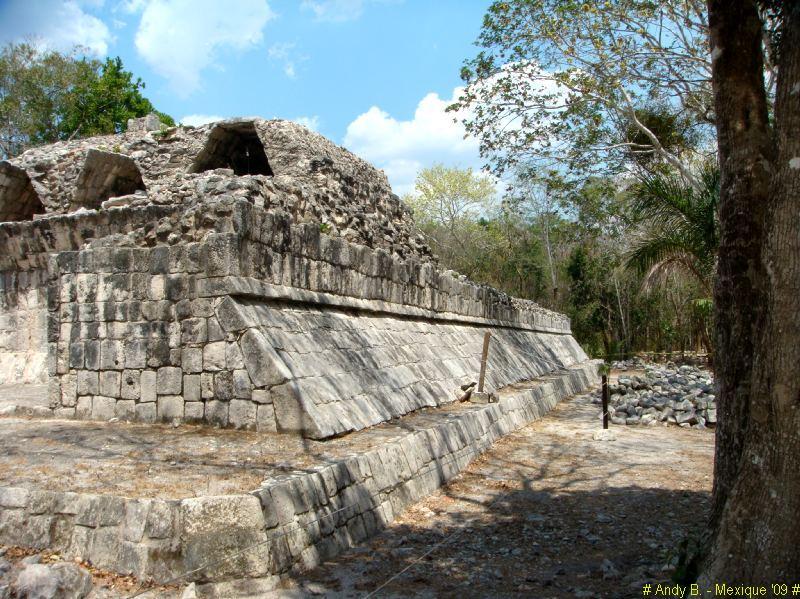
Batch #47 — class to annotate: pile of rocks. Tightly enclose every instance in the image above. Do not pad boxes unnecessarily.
[592,364,716,429]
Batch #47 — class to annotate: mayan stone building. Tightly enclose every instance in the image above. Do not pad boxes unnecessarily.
[0,116,589,439]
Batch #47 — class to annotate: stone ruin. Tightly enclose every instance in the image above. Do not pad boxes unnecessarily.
[0,116,598,592]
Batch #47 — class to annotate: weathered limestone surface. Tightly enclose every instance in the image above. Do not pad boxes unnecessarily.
[0,118,585,438]
[0,362,598,586]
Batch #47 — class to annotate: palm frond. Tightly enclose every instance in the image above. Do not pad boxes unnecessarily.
[625,163,719,293]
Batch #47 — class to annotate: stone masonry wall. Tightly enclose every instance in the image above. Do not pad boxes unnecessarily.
[35,197,579,437]
[0,269,48,384]
[0,362,598,588]
[1,119,583,438]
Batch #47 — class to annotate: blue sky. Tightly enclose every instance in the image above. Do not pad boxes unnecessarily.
[0,0,492,195]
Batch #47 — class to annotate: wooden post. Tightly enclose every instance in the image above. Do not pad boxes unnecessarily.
[601,374,609,429]
[477,332,491,392]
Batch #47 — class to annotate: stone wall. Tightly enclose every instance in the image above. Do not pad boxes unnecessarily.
[0,269,48,384]
[29,197,580,437]
[4,119,435,261]
[0,119,587,439]
[0,363,598,588]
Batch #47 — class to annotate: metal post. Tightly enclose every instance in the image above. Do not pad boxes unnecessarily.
[477,332,491,392]
[601,374,609,429]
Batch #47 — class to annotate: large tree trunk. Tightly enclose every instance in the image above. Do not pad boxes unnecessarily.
[700,0,800,582]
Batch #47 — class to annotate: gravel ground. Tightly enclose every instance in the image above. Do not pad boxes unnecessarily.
[280,378,715,598]
[1,370,715,597]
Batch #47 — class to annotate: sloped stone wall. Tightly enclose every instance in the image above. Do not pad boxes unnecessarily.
[1,119,589,439]
[216,298,585,438]
[13,196,580,437]
[0,363,598,587]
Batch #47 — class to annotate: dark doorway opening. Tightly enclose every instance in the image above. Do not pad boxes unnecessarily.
[190,121,273,176]
[71,149,146,210]
[0,162,45,222]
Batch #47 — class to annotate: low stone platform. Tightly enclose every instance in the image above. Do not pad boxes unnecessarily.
[0,361,598,594]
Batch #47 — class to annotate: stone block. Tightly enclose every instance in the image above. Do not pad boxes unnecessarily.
[91,396,116,420]
[214,371,234,400]
[76,396,92,419]
[184,374,201,402]
[84,340,100,370]
[181,318,207,344]
[100,340,124,370]
[229,399,256,430]
[184,401,204,422]
[165,274,189,301]
[205,400,228,426]
[123,499,150,543]
[68,342,84,369]
[125,340,148,369]
[203,341,226,371]
[239,329,290,387]
[157,366,182,394]
[182,347,203,373]
[115,399,135,420]
[140,370,157,402]
[99,371,121,397]
[120,369,141,400]
[252,389,271,404]
[76,370,99,396]
[0,487,29,508]
[60,374,77,407]
[233,369,252,398]
[144,500,176,539]
[256,403,277,432]
[180,495,269,579]
[201,372,214,399]
[215,296,254,332]
[135,402,156,423]
[202,233,240,277]
[148,275,166,300]
[226,342,245,369]
[157,395,183,421]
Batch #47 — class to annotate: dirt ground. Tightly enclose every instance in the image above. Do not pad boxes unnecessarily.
[0,375,579,499]
[279,387,715,598]
[1,373,715,597]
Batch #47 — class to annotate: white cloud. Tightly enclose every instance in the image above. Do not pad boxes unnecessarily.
[132,0,275,95]
[268,42,304,79]
[180,114,224,127]
[292,116,320,131]
[0,0,112,56]
[301,0,397,23]
[301,0,365,22]
[343,87,483,196]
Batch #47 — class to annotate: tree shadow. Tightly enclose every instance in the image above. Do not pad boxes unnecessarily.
[290,483,709,599]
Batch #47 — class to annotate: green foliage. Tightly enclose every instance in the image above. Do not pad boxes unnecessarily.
[451,0,714,186]
[626,164,719,294]
[621,104,701,167]
[404,164,498,277]
[0,43,173,158]
[406,163,714,358]
[405,164,496,228]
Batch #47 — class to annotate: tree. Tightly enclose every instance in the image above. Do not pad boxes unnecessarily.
[0,43,173,158]
[403,164,497,275]
[60,56,174,140]
[451,0,717,188]
[626,165,719,296]
[692,0,800,583]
